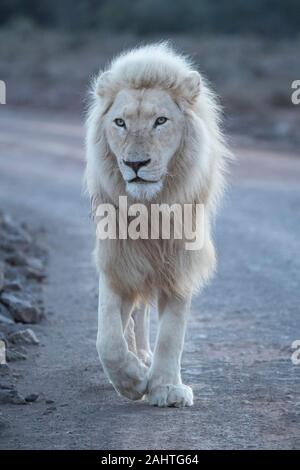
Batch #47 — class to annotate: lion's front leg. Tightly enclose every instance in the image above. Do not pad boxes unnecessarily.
[147,293,193,407]
[132,304,153,367]
[96,274,148,401]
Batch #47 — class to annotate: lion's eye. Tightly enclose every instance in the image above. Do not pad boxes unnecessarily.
[114,118,126,128]
[154,116,168,127]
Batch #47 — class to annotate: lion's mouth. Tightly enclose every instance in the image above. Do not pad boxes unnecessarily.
[128,176,160,184]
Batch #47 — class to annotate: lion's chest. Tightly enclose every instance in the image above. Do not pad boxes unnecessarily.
[97,236,186,297]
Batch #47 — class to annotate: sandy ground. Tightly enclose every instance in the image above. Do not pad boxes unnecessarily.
[0,106,299,449]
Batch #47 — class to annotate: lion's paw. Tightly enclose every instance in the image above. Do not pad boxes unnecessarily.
[147,383,193,407]
[108,351,149,401]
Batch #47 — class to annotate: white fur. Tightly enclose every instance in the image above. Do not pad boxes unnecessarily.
[86,43,231,407]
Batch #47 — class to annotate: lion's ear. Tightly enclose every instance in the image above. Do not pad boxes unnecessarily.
[180,71,201,105]
[95,71,112,97]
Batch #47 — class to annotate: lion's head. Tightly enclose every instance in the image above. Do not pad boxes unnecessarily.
[86,43,229,208]
[104,87,187,200]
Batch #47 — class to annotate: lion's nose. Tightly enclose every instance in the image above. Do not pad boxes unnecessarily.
[123,159,151,174]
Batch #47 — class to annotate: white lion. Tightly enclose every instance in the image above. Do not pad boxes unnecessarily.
[85,43,230,407]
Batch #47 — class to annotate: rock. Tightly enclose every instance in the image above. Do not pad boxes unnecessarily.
[6,348,27,362]
[1,265,18,282]
[0,388,26,405]
[0,313,14,325]
[25,393,39,403]
[27,257,44,272]
[24,266,46,282]
[0,240,15,253]
[0,338,6,365]
[5,253,44,273]
[0,334,10,355]
[3,251,45,282]
[0,293,41,323]
[0,303,14,324]
[5,252,28,267]
[2,280,22,292]
[0,302,12,317]
[1,213,32,244]
[8,328,39,345]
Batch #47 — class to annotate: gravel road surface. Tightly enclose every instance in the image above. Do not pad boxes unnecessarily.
[0,107,299,449]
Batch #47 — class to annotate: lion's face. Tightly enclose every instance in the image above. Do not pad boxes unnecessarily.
[104,88,185,200]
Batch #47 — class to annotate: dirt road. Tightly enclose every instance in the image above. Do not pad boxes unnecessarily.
[0,107,299,449]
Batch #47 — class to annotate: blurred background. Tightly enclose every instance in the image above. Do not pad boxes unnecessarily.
[0,0,299,150]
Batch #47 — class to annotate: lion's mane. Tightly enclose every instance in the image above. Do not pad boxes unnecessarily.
[85,43,231,301]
